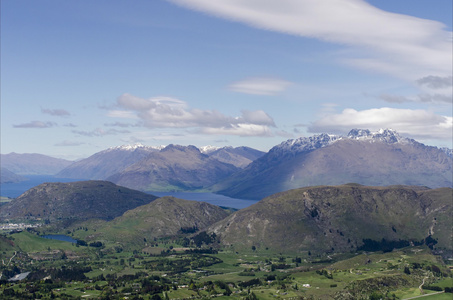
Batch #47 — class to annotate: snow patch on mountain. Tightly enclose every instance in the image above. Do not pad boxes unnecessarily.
[105,143,166,152]
[271,128,420,155]
[199,145,222,154]
[347,128,415,144]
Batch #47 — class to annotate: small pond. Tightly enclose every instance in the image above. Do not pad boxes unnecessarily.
[41,234,77,243]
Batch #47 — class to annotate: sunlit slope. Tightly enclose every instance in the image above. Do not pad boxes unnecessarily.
[208,184,452,254]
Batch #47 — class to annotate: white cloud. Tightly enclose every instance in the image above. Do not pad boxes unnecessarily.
[229,77,292,95]
[308,107,452,141]
[111,93,276,136]
[169,0,452,80]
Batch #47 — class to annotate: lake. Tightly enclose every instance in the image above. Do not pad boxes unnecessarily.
[41,234,78,243]
[149,191,258,209]
[0,175,258,209]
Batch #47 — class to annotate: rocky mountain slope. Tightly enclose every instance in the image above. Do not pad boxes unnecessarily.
[206,146,265,168]
[208,184,452,254]
[0,168,26,184]
[56,144,164,179]
[213,129,453,200]
[85,196,230,246]
[57,144,263,188]
[1,153,73,175]
[107,145,240,192]
[0,181,157,223]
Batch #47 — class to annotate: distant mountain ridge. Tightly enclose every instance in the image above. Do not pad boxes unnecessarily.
[1,153,73,175]
[213,129,453,200]
[0,168,26,184]
[57,144,264,190]
[57,144,163,179]
[107,144,240,192]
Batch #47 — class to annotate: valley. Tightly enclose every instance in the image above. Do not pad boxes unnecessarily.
[0,230,451,300]
[0,129,452,299]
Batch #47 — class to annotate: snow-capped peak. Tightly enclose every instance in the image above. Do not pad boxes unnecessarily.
[106,143,166,152]
[271,128,418,155]
[347,128,411,144]
[199,145,222,154]
[271,133,342,155]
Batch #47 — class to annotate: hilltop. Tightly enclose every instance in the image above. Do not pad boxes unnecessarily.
[0,181,158,223]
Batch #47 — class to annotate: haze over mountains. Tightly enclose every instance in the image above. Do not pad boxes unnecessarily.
[0,153,72,176]
[213,129,453,199]
[2,129,452,200]
[54,144,265,192]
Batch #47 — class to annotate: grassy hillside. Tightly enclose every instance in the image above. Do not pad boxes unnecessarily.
[72,196,230,249]
[208,184,452,254]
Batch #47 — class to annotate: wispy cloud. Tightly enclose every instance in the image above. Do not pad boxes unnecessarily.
[13,121,56,128]
[417,76,453,90]
[55,140,85,147]
[169,0,452,80]
[380,93,452,104]
[72,128,130,137]
[110,93,276,136]
[41,108,71,117]
[104,121,141,128]
[229,77,292,95]
[308,107,452,141]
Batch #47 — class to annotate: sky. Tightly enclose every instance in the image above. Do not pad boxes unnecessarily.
[1,0,452,160]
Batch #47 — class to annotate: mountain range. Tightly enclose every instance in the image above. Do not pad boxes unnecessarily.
[213,129,453,199]
[56,144,164,179]
[56,144,264,192]
[0,153,73,175]
[2,129,452,200]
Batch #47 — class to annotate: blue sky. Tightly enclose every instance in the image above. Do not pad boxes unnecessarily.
[1,0,452,160]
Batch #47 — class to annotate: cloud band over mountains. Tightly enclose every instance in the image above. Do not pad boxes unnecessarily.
[110,93,276,137]
[309,107,452,140]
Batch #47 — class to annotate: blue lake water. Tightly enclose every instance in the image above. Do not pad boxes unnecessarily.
[42,234,78,243]
[0,175,258,209]
[149,191,258,209]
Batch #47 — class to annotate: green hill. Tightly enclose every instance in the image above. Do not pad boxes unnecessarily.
[78,196,230,248]
[0,181,157,224]
[208,184,452,254]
